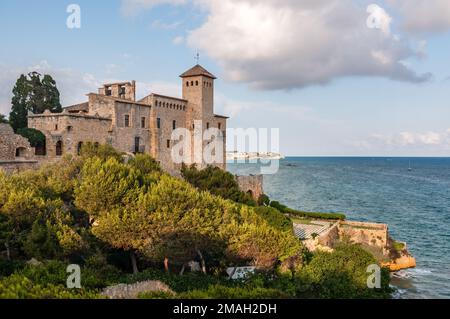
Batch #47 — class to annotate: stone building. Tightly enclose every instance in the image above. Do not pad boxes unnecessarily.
[24,65,228,174]
[0,123,38,173]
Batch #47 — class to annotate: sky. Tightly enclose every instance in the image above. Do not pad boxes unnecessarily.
[1,0,450,156]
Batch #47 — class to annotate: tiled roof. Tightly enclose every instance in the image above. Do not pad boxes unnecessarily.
[64,102,89,112]
[180,64,216,79]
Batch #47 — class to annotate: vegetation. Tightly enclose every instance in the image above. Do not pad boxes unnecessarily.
[0,114,8,124]
[9,72,62,132]
[16,128,46,148]
[0,145,391,299]
[268,201,346,221]
[181,164,256,206]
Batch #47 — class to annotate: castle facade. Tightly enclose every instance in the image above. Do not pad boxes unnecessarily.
[21,65,227,174]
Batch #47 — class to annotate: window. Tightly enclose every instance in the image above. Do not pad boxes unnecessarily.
[55,124,58,131]
[77,142,83,155]
[157,118,161,129]
[167,140,171,148]
[56,141,63,156]
[218,123,221,130]
[67,126,73,132]
[106,89,112,96]
[191,81,194,86]
[141,117,146,128]
[186,81,189,87]
[173,120,176,130]
[15,147,26,158]
[134,137,140,154]
[206,122,210,129]
[124,115,130,127]
[195,81,199,86]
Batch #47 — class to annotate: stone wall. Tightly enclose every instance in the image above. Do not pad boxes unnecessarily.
[236,175,264,200]
[0,123,35,161]
[338,220,388,251]
[0,160,39,174]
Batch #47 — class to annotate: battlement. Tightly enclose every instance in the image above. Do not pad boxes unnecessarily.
[98,81,136,101]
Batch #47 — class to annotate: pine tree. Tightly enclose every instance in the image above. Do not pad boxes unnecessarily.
[9,72,62,132]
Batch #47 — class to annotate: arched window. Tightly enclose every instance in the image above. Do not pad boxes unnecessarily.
[195,81,199,86]
[186,81,189,87]
[191,81,194,86]
[77,142,83,155]
[55,141,63,156]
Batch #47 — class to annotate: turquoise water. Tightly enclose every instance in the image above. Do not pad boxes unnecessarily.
[228,157,450,299]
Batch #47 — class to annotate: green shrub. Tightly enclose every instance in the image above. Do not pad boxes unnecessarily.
[253,206,292,232]
[178,284,289,299]
[181,164,256,206]
[16,128,45,148]
[287,210,346,221]
[297,244,392,299]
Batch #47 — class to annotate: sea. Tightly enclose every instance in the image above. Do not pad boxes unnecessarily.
[227,157,450,299]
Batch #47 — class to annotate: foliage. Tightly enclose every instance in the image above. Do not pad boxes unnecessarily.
[9,72,62,131]
[138,290,175,299]
[257,194,271,206]
[181,164,256,206]
[16,128,46,148]
[287,210,346,221]
[0,114,8,124]
[178,284,288,299]
[296,244,392,299]
[0,274,101,299]
[79,142,123,162]
[253,206,292,232]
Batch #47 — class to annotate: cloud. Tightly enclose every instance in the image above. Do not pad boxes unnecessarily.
[186,0,431,90]
[0,61,101,116]
[387,0,450,34]
[353,129,450,153]
[121,0,187,16]
[151,19,182,30]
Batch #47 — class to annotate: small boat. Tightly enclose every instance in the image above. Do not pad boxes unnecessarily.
[408,161,413,171]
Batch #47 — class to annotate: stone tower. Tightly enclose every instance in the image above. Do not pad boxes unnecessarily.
[180,64,216,131]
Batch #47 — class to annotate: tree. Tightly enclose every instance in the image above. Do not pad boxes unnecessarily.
[0,114,8,124]
[9,72,62,132]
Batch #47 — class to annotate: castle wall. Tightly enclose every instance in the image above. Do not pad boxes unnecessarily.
[0,123,37,173]
[236,175,264,200]
[338,220,388,250]
[28,113,112,158]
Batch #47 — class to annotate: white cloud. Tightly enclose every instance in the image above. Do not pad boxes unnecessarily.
[185,0,431,90]
[354,129,450,153]
[387,0,450,34]
[151,19,182,30]
[0,61,100,116]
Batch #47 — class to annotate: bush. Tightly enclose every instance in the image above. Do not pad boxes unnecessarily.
[287,210,346,221]
[138,291,175,299]
[253,206,292,233]
[296,244,392,299]
[0,274,101,299]
[178,284,289,299]
[181,164,256,206]
[16,128,46,148]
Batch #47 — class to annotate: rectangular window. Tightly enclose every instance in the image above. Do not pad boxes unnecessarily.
[157,118,161,129]
[172,120,176,130]
[167,140,170,148]
[141,117,146,128]
[124,115,130,127]
[206,122,210,129]
[218,123,221,130]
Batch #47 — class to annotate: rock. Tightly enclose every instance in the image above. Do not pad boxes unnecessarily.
[26,258,43,267]
[382,255,416,272]
[101,280,174,299]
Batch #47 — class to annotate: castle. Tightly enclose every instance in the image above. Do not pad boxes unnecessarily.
[0,65,228,174]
